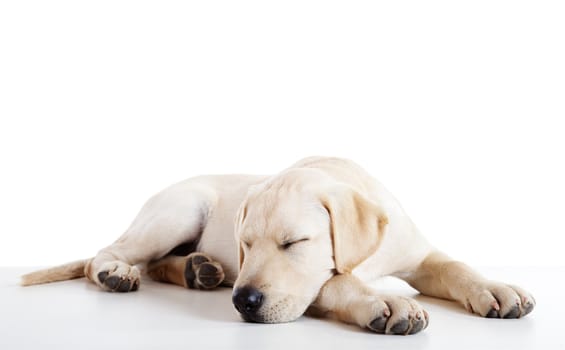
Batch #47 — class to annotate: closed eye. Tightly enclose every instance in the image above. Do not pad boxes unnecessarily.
[281,238,309,250]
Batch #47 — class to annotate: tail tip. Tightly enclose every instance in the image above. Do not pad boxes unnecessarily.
[20,274,35,286]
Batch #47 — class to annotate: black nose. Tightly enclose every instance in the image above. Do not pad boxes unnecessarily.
[232,286,264,319]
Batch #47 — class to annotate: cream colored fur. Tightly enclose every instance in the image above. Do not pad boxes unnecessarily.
[21,156,535,334]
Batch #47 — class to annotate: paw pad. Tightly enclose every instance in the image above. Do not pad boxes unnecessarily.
[184,253,225,290]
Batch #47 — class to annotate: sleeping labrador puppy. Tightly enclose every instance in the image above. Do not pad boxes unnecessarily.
[21,156,535,335]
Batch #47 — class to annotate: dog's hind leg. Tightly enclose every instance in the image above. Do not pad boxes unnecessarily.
[147,252,225,289]
[85,182,217,292]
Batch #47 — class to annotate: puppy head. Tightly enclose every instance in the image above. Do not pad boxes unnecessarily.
[232,169,388,323]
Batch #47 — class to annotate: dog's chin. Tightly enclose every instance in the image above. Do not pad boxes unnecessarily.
[239,312,301,324]
[239,312,261,323]
[239,302,311,324]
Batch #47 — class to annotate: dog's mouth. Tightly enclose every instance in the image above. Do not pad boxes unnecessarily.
[232,284,315,323]
[233,292,307,324]
[236,309,264,323]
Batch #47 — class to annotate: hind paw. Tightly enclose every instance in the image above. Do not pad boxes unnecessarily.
[96,261,140,292]
[184,252,225,289]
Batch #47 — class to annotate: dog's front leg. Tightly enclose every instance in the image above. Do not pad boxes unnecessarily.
[399,251,535,318]
[307,274,429,335]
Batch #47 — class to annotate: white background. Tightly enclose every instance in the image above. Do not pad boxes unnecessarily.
[0,1,563,267]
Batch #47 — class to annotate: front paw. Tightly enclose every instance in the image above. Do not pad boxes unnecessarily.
[464,282,535,319]
[367,296,429,335]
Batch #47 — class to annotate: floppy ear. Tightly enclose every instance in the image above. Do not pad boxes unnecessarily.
[239,244,245,271]
[234,201,248,271]
[321,186,388,274]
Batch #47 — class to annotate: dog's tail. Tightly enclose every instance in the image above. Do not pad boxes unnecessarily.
[20,259,91,286]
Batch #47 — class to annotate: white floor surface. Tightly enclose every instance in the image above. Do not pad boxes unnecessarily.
[1,267,562,350]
